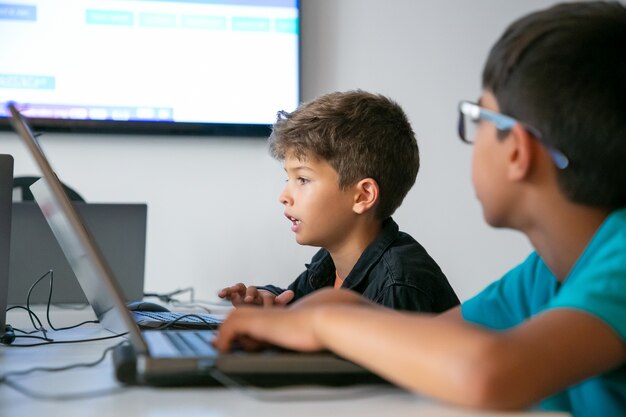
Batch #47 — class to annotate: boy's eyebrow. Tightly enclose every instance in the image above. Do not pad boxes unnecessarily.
[284,165,315,173]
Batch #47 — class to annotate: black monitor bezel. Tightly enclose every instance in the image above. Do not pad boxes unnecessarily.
[0,0,300,138]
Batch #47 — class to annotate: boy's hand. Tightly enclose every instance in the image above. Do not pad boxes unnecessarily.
[213,306,324,353]
[217,283,295,307]
[274,290,296,305]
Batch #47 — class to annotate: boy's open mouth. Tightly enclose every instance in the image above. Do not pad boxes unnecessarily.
[287,215,301,225]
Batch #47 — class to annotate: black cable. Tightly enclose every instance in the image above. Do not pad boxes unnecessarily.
[6,304,99,343]
[1,342,122,379]
[5,271,112,346]
[152,314,219,331]
[6,305,50,340]
[7,305,46,331]
[10,270,99,337]
[48,317,100,331]
[12,334,53,342]
[7,332,127,348]
[13,325,46,335]
[0,341,127,401]
[25,269,53,331]
[30,269,99,331]
[1,269,129,399]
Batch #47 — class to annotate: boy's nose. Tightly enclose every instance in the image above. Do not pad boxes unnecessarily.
[279,187,293,206]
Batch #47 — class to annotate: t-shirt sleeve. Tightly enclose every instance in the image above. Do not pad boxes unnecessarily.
[462,253,550,330]
[546,249,626,341]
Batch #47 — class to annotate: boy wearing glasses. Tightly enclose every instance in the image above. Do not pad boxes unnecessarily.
[214,2,626,415]
[219,90,459,313]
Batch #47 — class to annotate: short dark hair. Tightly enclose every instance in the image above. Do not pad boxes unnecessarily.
[483,1,626,209]
[269,90,419,220]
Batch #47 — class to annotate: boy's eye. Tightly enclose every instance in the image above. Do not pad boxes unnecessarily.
[297,177,309,185]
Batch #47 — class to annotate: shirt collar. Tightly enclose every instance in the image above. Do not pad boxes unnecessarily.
[306,217,400,288]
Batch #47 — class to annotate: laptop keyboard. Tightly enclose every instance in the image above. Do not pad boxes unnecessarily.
[163,331,217,356]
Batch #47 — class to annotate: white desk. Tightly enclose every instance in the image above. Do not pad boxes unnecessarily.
[0,307,569,417]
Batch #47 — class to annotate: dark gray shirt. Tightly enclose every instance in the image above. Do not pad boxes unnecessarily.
[259,218,459,313]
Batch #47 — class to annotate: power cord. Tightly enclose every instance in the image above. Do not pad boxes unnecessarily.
[151,313,220,331]
[0,270,130,400]
[4,269,123,346]
[5,303,125,347]
[6,331,127,348]
[26,269,99,331]
[0,341,127,400]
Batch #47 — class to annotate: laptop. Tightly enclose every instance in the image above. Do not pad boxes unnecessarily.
[9,202,146,305]
[0,155,16,345]
[7,102,386,387]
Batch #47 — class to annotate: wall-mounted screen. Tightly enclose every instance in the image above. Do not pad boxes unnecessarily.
[0,0,300,136]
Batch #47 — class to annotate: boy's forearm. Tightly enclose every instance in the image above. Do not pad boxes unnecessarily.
[216,294,624,409]
[311,305,527,409]
[311,305,626,410]
[291,288,376,310]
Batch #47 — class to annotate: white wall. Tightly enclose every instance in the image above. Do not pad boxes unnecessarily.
[2,0,572,302]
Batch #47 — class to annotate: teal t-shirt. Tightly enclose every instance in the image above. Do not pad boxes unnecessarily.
[462,207,626,417]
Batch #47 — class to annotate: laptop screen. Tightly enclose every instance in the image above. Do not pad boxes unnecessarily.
[7,102,148,352]
[0,154,14,343]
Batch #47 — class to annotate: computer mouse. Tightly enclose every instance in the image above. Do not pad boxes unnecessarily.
[126,301,170,313]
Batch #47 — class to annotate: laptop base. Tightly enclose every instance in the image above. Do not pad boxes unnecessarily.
[113,342,389,388]
[113,342,139,384]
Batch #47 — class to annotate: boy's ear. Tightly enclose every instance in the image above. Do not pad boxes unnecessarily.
[507,124,536,181]
[352,178,379,215]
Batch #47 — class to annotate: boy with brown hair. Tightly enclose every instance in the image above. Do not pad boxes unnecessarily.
[215,3,626,416]
[219,90,459,313]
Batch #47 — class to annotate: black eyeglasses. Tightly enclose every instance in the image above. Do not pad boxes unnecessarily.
[458,100,569,169]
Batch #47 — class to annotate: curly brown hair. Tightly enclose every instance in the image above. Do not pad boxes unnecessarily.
[269,90,419,220]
